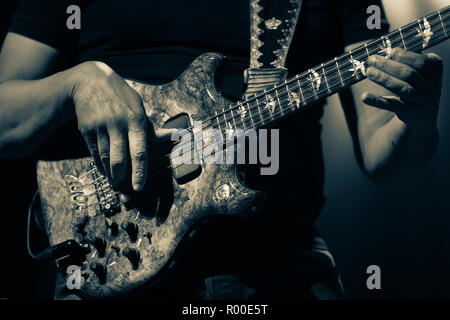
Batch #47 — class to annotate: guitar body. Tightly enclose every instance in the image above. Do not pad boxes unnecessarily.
[36,52,263,298]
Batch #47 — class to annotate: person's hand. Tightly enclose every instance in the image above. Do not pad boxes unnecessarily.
[70,61,155,192]
[364,48,443,131]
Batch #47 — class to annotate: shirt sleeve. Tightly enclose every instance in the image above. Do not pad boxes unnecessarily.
[8,0,82,52]
[340,0,390,46]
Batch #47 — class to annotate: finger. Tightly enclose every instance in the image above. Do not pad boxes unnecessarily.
[362,92,406,114]
[366,66,416,100]
[128,114,148,191]
[367,55,424,88]
[388,48,442,74]
[154,128,178,141]
[83,129,104,175]
[108,125,128,188]
[97,128,111,179]
[424,53,444,75]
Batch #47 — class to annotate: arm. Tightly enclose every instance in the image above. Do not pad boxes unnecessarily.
[342,41,443,184]
[0,33,168,191]
[0,33,75,158]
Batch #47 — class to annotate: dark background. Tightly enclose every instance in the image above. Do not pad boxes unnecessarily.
[0,1,56,299]
[1,0,450,299]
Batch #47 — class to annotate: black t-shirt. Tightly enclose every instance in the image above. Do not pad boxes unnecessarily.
[9,0,388,279]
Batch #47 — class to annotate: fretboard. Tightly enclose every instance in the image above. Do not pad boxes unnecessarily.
[213,5,450,133]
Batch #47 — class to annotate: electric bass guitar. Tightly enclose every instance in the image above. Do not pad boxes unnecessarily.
[34,6,450,298]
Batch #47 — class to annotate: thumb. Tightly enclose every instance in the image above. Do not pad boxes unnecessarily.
[362,92,406,114]
[154,128,178,141]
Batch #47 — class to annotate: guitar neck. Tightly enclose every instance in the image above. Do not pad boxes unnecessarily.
[214,5,450,133]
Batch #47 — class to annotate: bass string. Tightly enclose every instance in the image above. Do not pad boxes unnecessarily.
[145,13,450,164]
[160,8,450,142]
[84,13,450,211]
[164,25,449,170]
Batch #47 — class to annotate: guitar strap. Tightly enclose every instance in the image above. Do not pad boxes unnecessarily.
[244,0,303,97]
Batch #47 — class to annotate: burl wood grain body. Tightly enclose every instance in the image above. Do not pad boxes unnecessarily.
[36,53,262,298]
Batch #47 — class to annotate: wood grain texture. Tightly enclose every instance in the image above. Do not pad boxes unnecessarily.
[36,53,263,298]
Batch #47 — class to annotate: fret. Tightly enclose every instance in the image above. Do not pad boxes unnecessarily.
[348,50,360,80]
[417,19,425,49]
[255,97,265,127]
[297,77,306,104]
[246,101,256,128]
[259,95,272,125]
[438,9,448,38]
[264,90,275,121]
[321,63,331,94]
[214,111,223,133]
[240,105,247,131]
[399,27,407,50]
[364,43,370,59]
[285,81,293,111]
[308,69,320,100]
[380,35,392,58]
[247,100,260,128]
[229,105,238,131]
[335,57,345,87]
[274,88,284,116]
[220,107,229,133]
[349,50,355,79]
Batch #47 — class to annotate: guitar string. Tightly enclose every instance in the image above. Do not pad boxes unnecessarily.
[231,18,449,128]
[200,13,450,131]
[77,12,450,210]
[129,12,449,176]
[98,14,450,184]
[156,8,450,143]
[86,18,449,201]
[166,20,450,170]
[146,12,450,166]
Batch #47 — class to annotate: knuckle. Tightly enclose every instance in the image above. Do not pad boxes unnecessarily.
[99,152,110,161]
[404,69,420,83]
[414,56,426,70]
[376,71,387,84]
[133,169,145,178]
[383,76,394,88]
[128,112,146,125]
[132,149,148,163]
[110,158,126,170]
[133,169,146,183]
[376,58,387,70]
[367,67,379,79]
[391,48,403,59]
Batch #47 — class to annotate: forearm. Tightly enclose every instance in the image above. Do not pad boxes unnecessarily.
[0,69,76,158]
[362,114,438,183]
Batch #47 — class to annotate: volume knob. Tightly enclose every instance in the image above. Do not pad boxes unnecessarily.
[121,221,139,242]
[105,218,119,236]
[89,262,107,284]
[90,237,107,258]
[123,247,140,270]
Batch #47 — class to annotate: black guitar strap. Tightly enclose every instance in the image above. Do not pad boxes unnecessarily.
[244,0,303,97]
